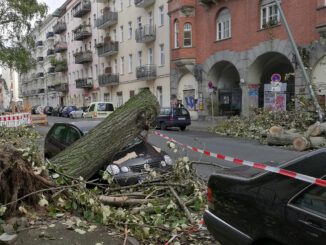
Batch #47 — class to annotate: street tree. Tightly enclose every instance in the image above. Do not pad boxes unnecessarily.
[0,0,47,73]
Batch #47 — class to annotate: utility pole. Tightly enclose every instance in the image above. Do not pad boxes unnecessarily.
[274,0,324,122]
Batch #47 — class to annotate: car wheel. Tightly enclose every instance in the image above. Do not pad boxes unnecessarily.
[161,122,167,130]
[180,126,186,131]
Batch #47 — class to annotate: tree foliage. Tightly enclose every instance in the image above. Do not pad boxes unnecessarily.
[0,0,47,73]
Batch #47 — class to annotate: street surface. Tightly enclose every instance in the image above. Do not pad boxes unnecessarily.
[36,116,305,180]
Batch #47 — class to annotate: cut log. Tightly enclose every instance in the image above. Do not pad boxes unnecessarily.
[268,126,284,136]
[51,90,159,180]
[307,122,326,137]
[267,131,302,146]
[304,122,320,137]
[98,195,161,206]
[293,136,326,151]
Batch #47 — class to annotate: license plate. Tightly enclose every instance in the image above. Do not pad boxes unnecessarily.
[178,117,185,120]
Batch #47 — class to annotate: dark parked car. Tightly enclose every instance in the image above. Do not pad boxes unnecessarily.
[44,121,173,185]
[155,107,191,131]
[43,106,54,115]
[61,106,77,118]
[31,105,41,114]
[203,149,326,245]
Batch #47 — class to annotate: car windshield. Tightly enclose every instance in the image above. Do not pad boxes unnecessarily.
[97,103,114,112]
[160,108,172,115]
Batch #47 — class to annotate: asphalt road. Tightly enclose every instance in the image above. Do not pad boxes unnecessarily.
[36,116,305,180]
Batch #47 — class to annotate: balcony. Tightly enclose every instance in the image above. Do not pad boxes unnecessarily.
[53,22,67,34]
[72,0,91,18]
[136,64,157,81]
[97,41,118,57]
[53,83,69,92]
[54,41,68,53]
[135,25,156,43]
[76,78,93,89]
[48,67,56,75]
[55,61,68,72]
[38,88,45,94]
[52,7,65,17]
[74,51,93,64]
[96,11,118,29]
[37,57,44,63]
[98,73,119,86]
[134,0,155,8]
[36,72,44,78]
[46,32,54,40]
[47,49,55,57]
[73,25,92,41]
[36,41,43,48]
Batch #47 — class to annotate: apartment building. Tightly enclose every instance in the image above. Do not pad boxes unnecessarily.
[168,0,326,118]
[20,0,171,109]
[1,67,19,110]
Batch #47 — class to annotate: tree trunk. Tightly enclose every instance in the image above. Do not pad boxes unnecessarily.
[267,131,302,146]
[51,90,159,180]
[268,126,284,136]
[293,136,326,151]
[307,122,326,137]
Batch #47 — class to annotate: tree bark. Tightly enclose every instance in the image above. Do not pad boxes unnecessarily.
[268,126,284,136]
[51,90,159,180]
[267,132,302,146]
[293,136,326,151]
[307,122,326,137]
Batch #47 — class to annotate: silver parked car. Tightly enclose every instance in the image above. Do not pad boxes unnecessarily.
[69,106,88,119]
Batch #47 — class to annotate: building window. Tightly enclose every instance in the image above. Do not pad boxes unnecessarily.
[120,26,124,42]
[117,92,123,107]
[174,20,179,48]
[113,29,117,41]
[120,56,124,74]
[261,0,280,28]
[128,22,132,39]
[93,14,96,26]
[159,44,164,66]
[104,93,110,102]
[183,23,192,47]
[128,54,133,73]
[130,90,135,98]
[148,48,153,64]
[148,11,153,26]
[159,6,164,26]
[120,0,123,11]
[112,0,116,12]
[138,51,142,66]
[114,59,118,73]
[216,9,231,40]
[156,86,162,105]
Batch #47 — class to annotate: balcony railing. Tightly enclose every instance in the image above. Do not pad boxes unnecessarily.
[97,42,118,57]
[98,74,119,86]
[135,25,156,43]
[47,49,55,56]
[52,7,65,17]
[53,22,67,34]
[55,62,68,72]
[74,51,93,64]
[96,11,118,29]
[76,78,93,89]
[54,42,68,53]
[136,64,157,81]
[134,0,155,8]
[46,32,54,39]
[48,67,56,74]
[53,83,69,92]
[73,25,92,41]
[36,72,44,78]
[36,41,43,48]
[37,57,44,62]
[72,0,91,18]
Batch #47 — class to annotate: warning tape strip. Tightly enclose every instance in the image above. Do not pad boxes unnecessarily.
[153,131,326,188]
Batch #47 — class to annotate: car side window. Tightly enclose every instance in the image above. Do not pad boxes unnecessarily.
[180,108,189,116]
[292,184,326,217]
[89,104,95,112]
[65,127,81,146]
[50,125,66,142]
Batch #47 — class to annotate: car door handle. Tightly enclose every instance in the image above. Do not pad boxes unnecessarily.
[299,219,326,233]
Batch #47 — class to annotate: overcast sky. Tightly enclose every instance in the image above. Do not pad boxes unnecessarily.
[41,0,67,14]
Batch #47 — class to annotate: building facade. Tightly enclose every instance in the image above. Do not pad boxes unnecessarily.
[20,0,171,109]
[0,67,19,110]
[168,0,326,118]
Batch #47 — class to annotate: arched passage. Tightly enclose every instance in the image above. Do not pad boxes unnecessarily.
[208,61,241,116]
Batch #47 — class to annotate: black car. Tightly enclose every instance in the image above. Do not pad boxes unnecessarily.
[44,121,173,185]
[43,106,54,115]
[155,107,191,131]
[203,149,326,245]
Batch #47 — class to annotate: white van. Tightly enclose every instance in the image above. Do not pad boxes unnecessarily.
[83,102,114,118]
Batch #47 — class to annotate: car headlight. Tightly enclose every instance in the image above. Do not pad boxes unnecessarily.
[160,161,167,167]
[120,166,129,173]
[164,155,173,165]
[106,164,120,175]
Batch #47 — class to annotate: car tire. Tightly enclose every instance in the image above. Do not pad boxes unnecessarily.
[180,126,186,131]
[161,122,167,130]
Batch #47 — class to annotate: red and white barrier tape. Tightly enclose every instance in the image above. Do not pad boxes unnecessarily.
[153,131,326,188]
[0,113,32,127]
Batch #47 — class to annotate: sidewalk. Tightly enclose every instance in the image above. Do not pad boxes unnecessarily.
[188,119,217,132]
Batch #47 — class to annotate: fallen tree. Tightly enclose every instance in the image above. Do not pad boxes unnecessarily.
[51,90,159,180]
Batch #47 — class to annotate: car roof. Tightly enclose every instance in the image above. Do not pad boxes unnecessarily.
[55,120,102,134]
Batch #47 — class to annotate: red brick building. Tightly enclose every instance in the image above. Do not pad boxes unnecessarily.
[168,0,326,118]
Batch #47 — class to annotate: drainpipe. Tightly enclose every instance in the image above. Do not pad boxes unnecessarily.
[274,0,324,122]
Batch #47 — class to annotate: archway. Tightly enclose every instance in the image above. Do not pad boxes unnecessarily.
[208,61,241,116]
